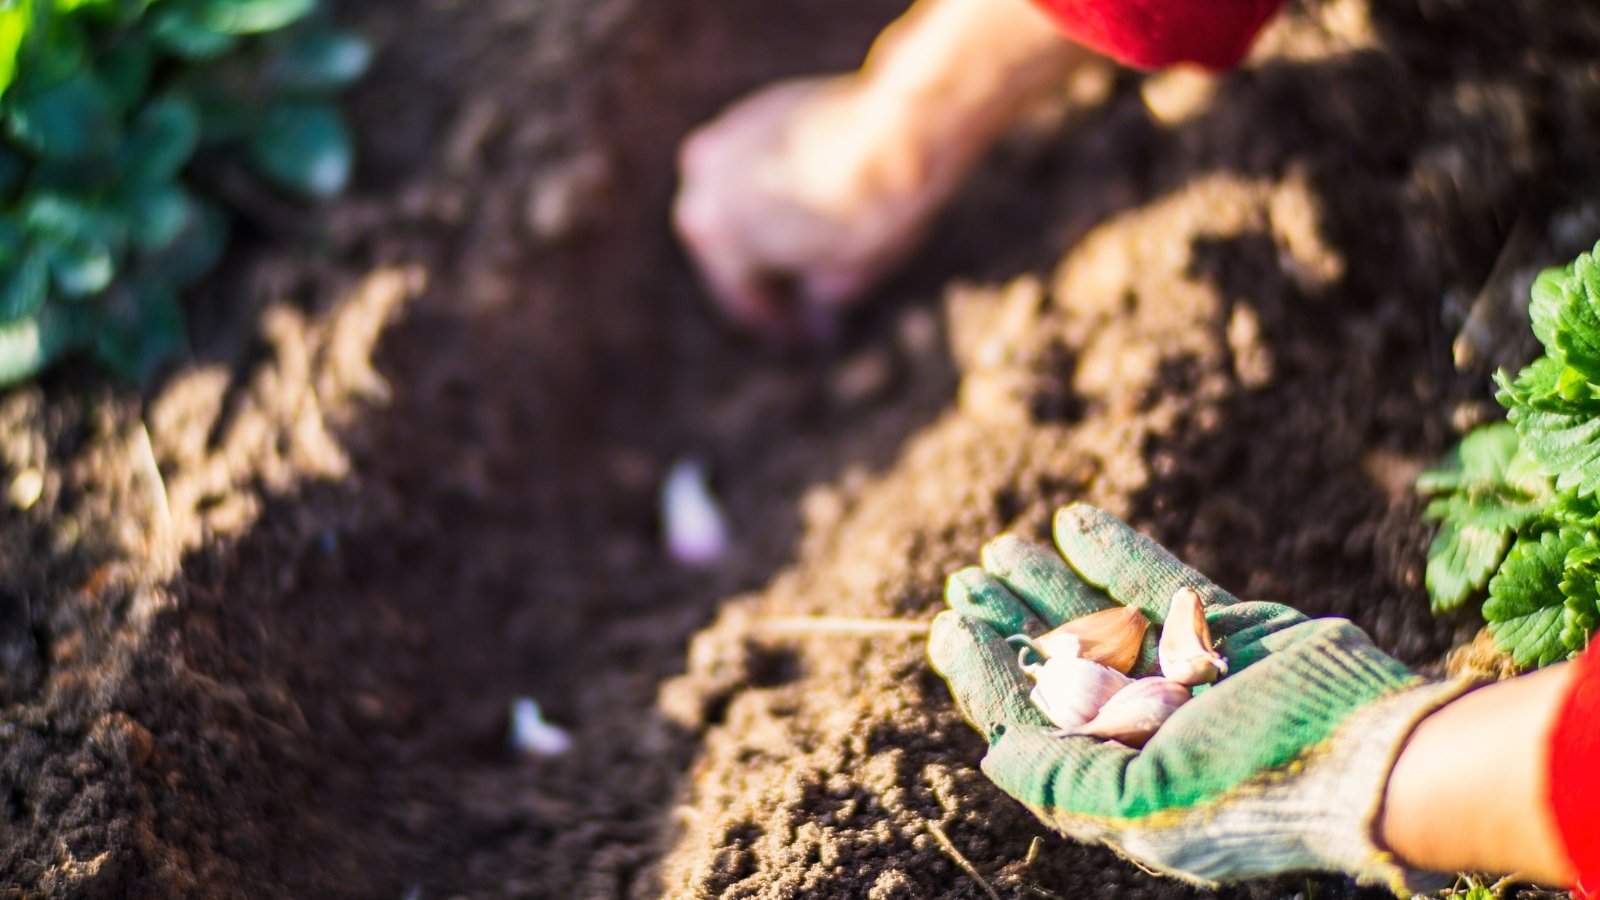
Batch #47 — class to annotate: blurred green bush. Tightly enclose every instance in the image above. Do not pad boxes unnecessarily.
[0,0,370,385]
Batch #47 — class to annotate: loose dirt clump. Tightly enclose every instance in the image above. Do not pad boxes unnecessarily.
[0,0,1597,897]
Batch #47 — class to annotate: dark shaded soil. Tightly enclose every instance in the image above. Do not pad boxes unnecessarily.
[1,0,1598,897]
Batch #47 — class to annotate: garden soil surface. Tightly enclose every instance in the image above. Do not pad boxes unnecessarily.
[2,0,1599,897]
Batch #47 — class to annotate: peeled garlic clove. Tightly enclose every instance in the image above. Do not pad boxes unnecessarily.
[1071,677,1192,748]
[1025,656,1133,730]
[1036,606,1149,674]
[1159,588,1228,687]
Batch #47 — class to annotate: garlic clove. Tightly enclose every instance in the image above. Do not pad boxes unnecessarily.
[1025,656,1133,730]
[1158,588,1228,687]
[1071,677,1192,748]
[510,697,573,758]
[662,457,729,567]
[1036,606,1149,674]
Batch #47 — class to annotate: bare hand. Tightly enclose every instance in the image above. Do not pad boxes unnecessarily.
[672,76,953,342]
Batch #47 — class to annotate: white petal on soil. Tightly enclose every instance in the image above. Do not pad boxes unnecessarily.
[510,697,572,758]
[662,457,728,567]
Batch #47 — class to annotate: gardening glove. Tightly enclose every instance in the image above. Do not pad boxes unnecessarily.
[928,503,1478,895]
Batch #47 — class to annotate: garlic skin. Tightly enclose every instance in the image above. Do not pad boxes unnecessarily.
[1037,606,1149,674]
[1071,677,1192,748]
[1022,655,1133,730]
[1159,588,1228,687]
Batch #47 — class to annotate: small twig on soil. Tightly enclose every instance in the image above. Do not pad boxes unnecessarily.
[925,821,1002,900]
[753,617,932,639]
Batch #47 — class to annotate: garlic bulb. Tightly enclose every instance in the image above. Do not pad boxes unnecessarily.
[1159,588,1228,687]
[1071,677,1192,748]
[1036,606,1149,674]
[1021,653,1132,730]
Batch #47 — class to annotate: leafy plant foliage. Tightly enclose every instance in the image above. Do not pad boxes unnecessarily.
[0,0,369,385]
[1422,242,1600,665]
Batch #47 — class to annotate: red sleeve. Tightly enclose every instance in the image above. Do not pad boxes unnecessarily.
[1028,0,1286,71]
[1551,641,1600,898]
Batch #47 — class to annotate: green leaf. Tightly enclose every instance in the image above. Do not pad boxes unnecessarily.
[1555,247,1600,384]
[1530,264,1570,359]
[52,0,149,23]
[46,234,112,297]
[189,0,314,35]
[96,36,154,112]
[6,68,119,160]
[150,5,237,59]
[1418,423,1552,611]
[1511,404,1600,497]
[0,0,34,102]
[0,144,27,198]
[1496,355,1565,412]
[1553,491,1600,529]
[0,247,48,321]
[0,302,83,386]
[119,96,200,183]
[94,279,185,381]
[1418,422,1526,493]
[264,29,370,94]
[1485,529,1583,668]
[1426,519,1513,613]
[21,11,89,87]
[1560,540,1600,654]
[248,101,350,198]
[138,196,225,287]
[21,191,128,252]
[122,182,192,253]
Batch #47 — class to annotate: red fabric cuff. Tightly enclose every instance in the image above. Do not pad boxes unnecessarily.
[1551,641,1600,898]
[1029,0,1286,71]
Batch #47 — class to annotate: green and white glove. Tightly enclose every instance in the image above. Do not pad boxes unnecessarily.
[928,504,1476,895]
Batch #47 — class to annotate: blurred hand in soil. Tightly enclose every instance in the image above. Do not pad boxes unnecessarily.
[673,0,1086,342]
[928,504,1577,891]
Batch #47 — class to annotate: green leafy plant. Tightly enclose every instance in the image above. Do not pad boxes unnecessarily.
[0,0,369,385]
[1421,241,1600,666]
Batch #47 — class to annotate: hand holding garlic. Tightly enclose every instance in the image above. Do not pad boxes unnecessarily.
[928,504,1472,893]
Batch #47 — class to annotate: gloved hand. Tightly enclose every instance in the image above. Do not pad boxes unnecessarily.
[928,504,1475,895]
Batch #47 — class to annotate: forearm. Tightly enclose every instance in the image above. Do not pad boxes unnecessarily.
[848,0,1091,185]
[1379,664,1577,887]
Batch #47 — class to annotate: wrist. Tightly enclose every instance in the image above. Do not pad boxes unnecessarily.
[1378,666,1577,887]
[847,0,1089,187]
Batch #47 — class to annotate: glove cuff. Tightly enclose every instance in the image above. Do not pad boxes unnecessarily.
[1116,677,1480,895]
[1287,677,1481,895]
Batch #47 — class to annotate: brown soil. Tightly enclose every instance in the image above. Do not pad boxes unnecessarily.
[2,0,1598,898]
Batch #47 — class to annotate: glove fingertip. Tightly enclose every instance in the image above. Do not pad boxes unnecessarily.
[1053,505,1237,616]
[982,533,1117,625]
[946,566,1041,636]
[927,609,985,674]
[928,612,1051,736]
